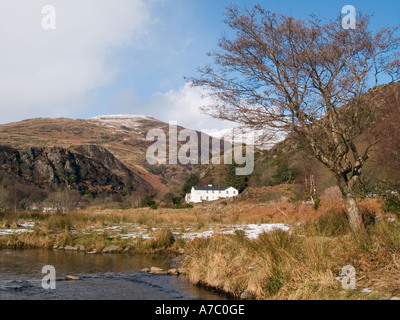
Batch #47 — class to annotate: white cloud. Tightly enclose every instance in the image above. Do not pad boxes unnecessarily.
[0,0,151,123]
[144,83,235,131]
[138,83,284,147]
[104,82,236,132]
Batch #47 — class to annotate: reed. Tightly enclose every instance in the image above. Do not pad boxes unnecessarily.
[184,216,399,300]
[1,198,399,299]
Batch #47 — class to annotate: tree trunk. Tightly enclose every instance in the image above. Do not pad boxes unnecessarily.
[343,193,364,233]
[337,175,365,234]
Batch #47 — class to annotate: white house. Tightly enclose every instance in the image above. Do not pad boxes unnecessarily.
[185,185,239,203]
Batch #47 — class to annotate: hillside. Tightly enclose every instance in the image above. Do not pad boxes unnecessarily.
[0,115,224,207]
[247,81,400,200]
[0,144,152,194]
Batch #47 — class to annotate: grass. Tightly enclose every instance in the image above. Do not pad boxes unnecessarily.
[184,220,400,300]
[145,228,175,250]
[1,194,400,300]
[0,210,183,253]
[182,198,400,300]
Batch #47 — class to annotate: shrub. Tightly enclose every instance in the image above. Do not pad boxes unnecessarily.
[360,207,377,228]
[46,214,74,232]
[309,209,350,237]
[272,166,297,185]
[264,269,285,296]
[309,206,376,237]
[173,197,182,205]
[381,193,400,214]
[374,221,400,251]
[147,229,175,249]
[313,197,321,211]
[174,203,193,209]
[140,195,157,209]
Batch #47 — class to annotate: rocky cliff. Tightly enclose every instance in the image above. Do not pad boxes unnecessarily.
[0,145,152,195]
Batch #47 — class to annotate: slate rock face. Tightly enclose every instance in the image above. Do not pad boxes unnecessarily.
[0,145,152,194]
[74,145,133,178]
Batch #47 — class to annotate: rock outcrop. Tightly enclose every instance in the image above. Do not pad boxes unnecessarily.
[0,145,152,195]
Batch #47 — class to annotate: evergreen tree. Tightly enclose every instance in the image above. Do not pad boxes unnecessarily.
[181,173,200,196]
[225,164,248,193]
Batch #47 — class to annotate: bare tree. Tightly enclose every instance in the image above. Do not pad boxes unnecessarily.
[0,186,10,211]
[190,5,400,233]
[44,190,76,212]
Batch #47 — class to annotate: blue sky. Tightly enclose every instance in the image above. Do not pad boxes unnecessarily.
[1,0,399,131]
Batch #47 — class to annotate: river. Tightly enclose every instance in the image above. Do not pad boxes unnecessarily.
[0,249,226,300]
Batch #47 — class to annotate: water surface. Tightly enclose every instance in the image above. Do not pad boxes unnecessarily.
[0,249,226,300]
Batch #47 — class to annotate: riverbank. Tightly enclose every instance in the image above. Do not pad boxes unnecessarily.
[0,204,291,254]
[1,199,400,300]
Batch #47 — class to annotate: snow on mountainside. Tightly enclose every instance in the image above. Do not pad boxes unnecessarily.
[210,126,286,150]
[89,114,165,130]
[90,114,285,150]
[90,114,158,122]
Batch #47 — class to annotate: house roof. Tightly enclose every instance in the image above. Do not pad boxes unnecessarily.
[193,186,232,191]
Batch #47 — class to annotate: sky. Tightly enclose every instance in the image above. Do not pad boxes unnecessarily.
[1,0,400,131]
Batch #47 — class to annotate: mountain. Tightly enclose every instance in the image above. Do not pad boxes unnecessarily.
[0,116,161,196]
[0,115,221,205]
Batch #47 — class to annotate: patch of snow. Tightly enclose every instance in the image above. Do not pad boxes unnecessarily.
[0,229,34,236]
[208,127,286,150]
[181,223,290,240]
[90,114,154,121]
[19,222,35,228]
[120,233,154,240]
[88,114,161,131]
[89,115,158,127]
[242,224,290,239]
[37,222,289,242]
[181,230,215,240]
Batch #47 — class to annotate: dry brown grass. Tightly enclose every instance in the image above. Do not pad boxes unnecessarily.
[184,228,345,300]
[1,191,399,300]
[183,220,400,300]
[182,195,400,300]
